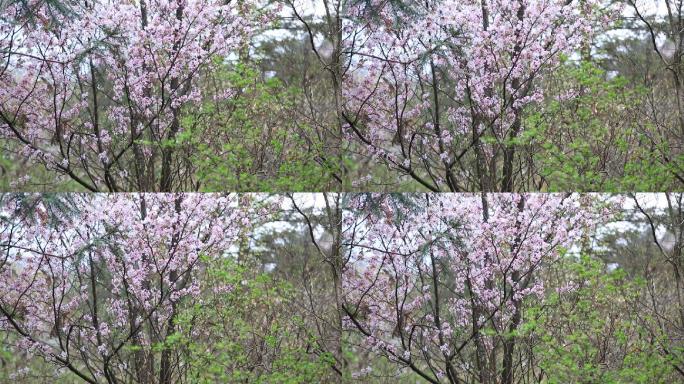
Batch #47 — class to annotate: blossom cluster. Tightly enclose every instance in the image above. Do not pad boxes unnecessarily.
[0,193,245,379]
[342,193,608,377]
[0,0,257,189]
[343,0,614,186]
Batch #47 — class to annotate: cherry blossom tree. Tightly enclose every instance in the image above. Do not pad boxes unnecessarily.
[0,193,248,383]
[342,0,615,191]
[342,193,606,383]
[0,0,260,191]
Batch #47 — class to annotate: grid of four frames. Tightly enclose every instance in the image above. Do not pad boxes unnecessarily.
[1,1,682,383]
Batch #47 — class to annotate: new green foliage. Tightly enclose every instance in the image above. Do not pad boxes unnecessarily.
[530,255,672,383]
[172,256,334,383]
[528,60,676,191]
[175,63,338,192]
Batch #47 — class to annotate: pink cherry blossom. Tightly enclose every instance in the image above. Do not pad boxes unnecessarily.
[0,193,247,382]
[342,193,608,382]
[343,0,618,191]
[0,1,261,191]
